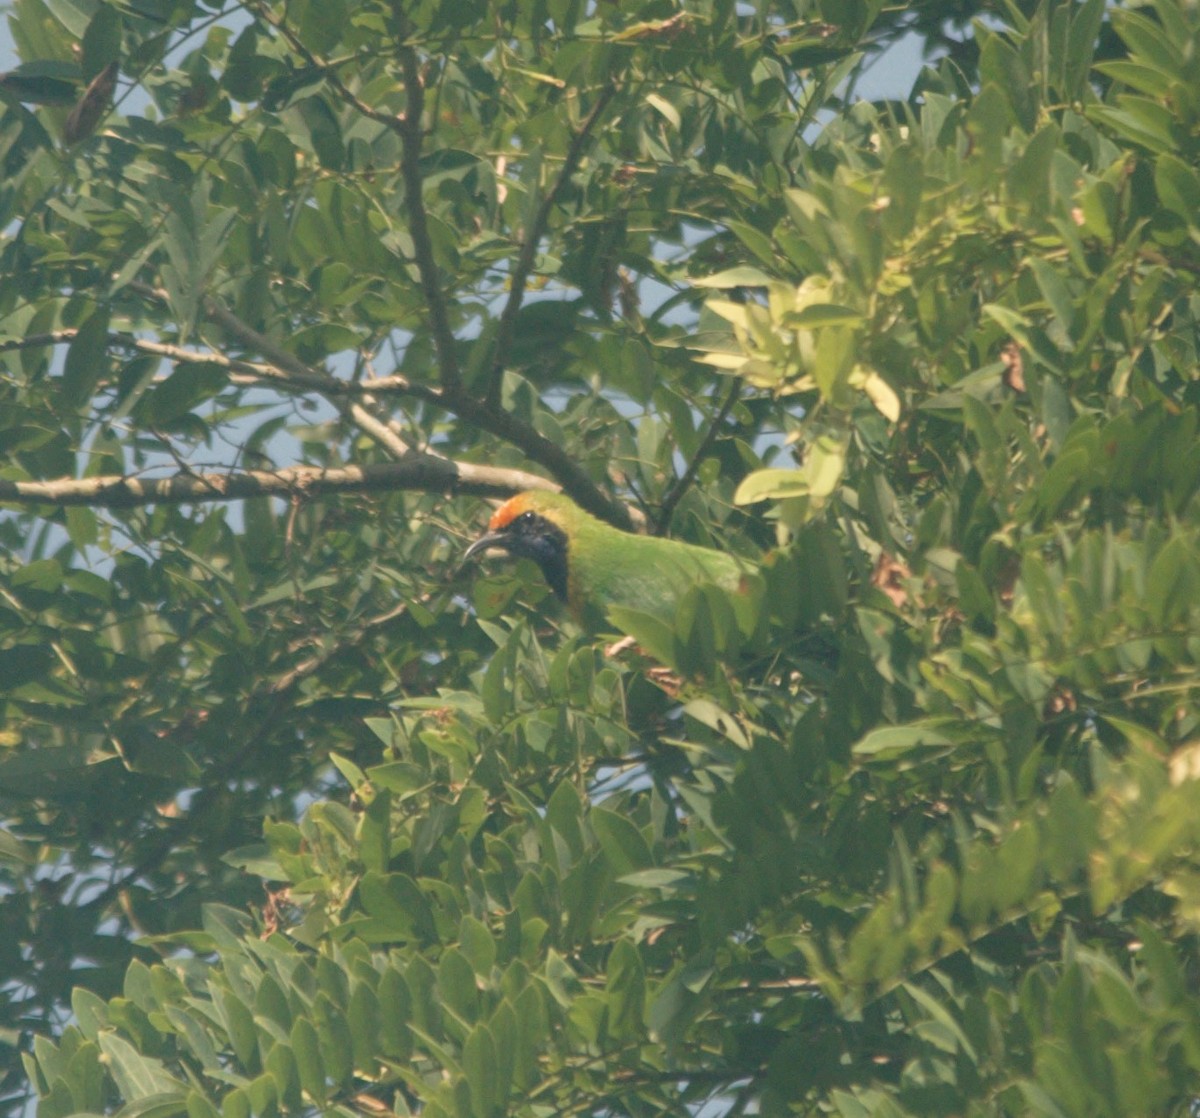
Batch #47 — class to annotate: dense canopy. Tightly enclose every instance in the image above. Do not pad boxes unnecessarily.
[3,0,1200,1115]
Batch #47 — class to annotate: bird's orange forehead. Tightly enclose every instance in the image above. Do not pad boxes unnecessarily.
[487,495,532,531]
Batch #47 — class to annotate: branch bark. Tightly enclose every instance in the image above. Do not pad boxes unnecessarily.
[247,5,461,394]
[169,290,632,527]
[15,296,632,528]
[485,83,618,408]
[396,47,463,394]
[655,378,739,534]
[0,459,555,509]
[0,329,436,399]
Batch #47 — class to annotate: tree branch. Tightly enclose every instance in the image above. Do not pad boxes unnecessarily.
[200,295,630,527]
[446,392,633,529]
[8,314,435,466]
[396,47,463,393]
[485,82,618,408]
[245,5,462,394]
[346,402,414,457]
[0,328,438,399]
[126,267,630,528]
[0,459,555,510]
[655,378,740,534]
[202,296,323,379]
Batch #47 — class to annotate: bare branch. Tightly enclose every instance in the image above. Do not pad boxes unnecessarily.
[197,299,632,528]
[202,296,317,379]
[486,82,618,408]
[347,403,413,457]
[0,459,556,510]
[1,327,447,402]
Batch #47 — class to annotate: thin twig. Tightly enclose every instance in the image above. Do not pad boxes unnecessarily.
[247,4,462,393]
[655,378,740,534]
[397,47,463,392]
[1,328,438,398]
[485,82,618,408]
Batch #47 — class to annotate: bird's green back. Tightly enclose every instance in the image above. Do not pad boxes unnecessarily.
[551,498,748,629]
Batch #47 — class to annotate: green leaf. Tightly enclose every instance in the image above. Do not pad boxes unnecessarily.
[80,5,121,77]
[1145,535,1199,627]
[62,310,110,409]
[458,915,497,977]
[1093,60,1173,98]
[313,993,353,1088]
[97,1035,181,1100]
[692,266,773,288]
[644,92,680,130]
[1155,153,1200,225]
[357,873,435,943]
[376,967,413,1060]
[438,947,479,1024]
[590,808,653,876]
[219,989,257,1072]
[1088,98,1176,153]
[462,1024,499,1118]
[787,304,863,329]
[733,468,809,504]
[604,939,645,1042]
[289,1017,325,1104]
[137,363,227,425]
[853,721,958,763]
[603,605,678,666]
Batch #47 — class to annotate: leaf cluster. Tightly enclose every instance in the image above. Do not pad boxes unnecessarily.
[4,0,1200,1115]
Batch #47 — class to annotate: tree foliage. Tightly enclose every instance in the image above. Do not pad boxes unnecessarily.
[3,0,1200,1115]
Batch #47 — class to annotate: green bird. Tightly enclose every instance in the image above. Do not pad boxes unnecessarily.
[463,490,751,633]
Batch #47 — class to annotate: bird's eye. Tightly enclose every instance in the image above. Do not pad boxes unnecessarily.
[519,512,536,525]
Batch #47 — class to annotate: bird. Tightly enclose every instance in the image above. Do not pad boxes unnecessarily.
[462,490,752,637]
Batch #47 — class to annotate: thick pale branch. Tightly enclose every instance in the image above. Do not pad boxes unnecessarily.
[348,402,413,457]
[0,459,555,510]
[486,83,618,408]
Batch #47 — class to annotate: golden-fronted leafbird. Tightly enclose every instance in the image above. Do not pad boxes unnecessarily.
[463,490,751,633]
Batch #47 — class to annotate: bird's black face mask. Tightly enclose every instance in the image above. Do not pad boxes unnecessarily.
[463,511,570,601]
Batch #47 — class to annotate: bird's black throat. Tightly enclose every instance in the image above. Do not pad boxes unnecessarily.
[498,513,569,601]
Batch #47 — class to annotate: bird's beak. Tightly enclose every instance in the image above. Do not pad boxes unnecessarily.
[462,530,511,563]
